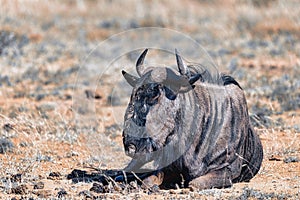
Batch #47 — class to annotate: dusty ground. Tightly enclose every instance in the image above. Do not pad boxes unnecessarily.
[0,0,299,199]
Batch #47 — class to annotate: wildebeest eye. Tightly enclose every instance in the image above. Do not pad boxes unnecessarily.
[164,86,177,100]
[146,85,160,106]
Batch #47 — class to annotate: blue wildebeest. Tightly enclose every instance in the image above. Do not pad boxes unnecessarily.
[121,49,263,190]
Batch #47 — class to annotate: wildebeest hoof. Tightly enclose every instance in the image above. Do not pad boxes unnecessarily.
[188,180,206,192]
[188,170,233,191]
[141,172,164,189]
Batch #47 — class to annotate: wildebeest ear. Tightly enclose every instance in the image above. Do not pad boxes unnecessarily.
[176,74,201,93]
[122,70,138,87]
[189,73,202,85]
[164,86,177,100]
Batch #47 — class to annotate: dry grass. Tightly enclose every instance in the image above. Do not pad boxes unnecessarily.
[0,0,299,198]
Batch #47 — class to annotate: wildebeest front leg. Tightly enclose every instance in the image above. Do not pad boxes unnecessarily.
[189,168,232,191]
[124,159,145,172]
[116,161,164,189]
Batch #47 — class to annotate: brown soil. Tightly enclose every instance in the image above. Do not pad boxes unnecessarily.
[0,0,299,199]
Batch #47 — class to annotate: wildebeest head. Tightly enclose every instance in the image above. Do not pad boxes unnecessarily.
[122,49,201,162]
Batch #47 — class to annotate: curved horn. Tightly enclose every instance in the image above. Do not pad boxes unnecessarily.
[136,49,148,77]
[122,70,138,87]
[175,49,190,77]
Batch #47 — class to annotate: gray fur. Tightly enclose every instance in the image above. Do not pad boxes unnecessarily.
[122,49,263,190]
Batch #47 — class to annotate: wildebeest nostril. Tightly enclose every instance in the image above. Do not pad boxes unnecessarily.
[126,144,136,157]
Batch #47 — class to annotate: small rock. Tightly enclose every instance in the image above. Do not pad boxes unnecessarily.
[67,169,86,180]
[0,30,29,55]
[268,155,281,161]
[99,21,112,29]
[11,184,28,195]
[19,141,28,147]
[32,190,52,198]
[90,182,104,193]
[48,171,62,180]
[64,94,72,100]
[79,190,93,199]
[283,157,299,163]
[18,106,28,112]
[57,189,67,198]
[34,181,45,189]
[66,151,79,158]
[11,174,22,183]
[3,123,14,132]
[35,93,47,101]
[8,111,18,119]
[0,75,12,86]
[0,138,14,154]
[36,154,52,162]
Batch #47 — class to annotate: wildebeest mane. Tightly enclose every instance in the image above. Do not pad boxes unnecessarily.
[187,63,242,90]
